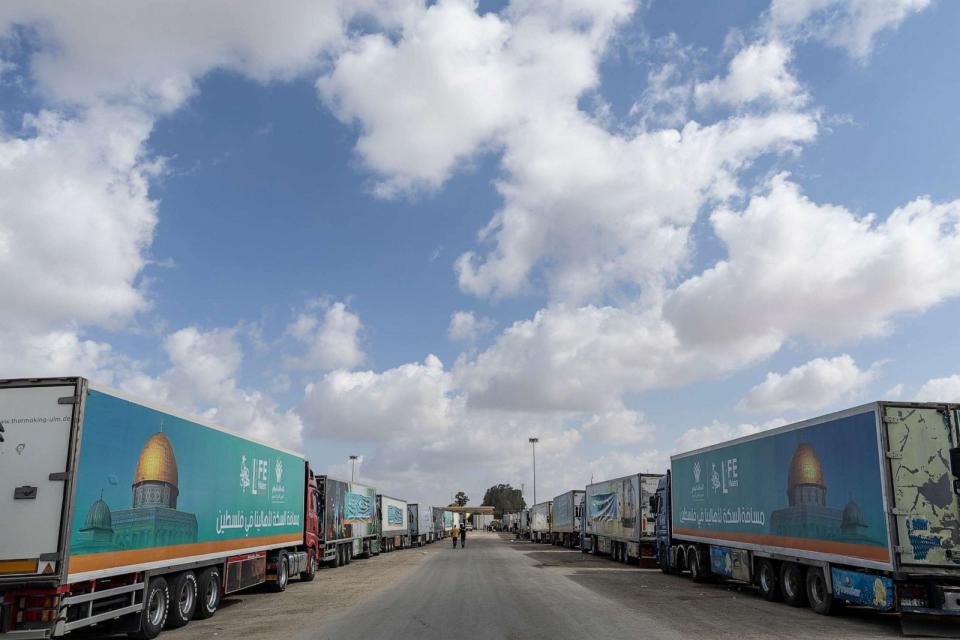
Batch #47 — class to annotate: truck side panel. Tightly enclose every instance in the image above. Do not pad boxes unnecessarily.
[670,408,892,570]
[68,387,307,582]
[585,475,641,542]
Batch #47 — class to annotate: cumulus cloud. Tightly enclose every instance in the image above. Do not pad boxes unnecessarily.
[766,0,930,60]
[447,311,496,342]
[674,419,783,453]
[916,375,960,402]
[121,327,304,449]
[695,40,806,108]
[457,110,817,303]
[284,302,364,371]
[318,0,633,196]
[666,174,960,355]
[580,409,655,445]
[737,354,880,413]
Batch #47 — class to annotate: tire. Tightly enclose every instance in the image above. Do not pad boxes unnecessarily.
[806,567,841,615]
[269,553,288,592]
[165,572,197,629]
[780,562,808,607]
[659,544,673,574]
[757,559,781,602]
[194,567,221,620]
[332,545,341,568]
[130,577,168,639]
[688,547,707,582]
[300,550,317,582]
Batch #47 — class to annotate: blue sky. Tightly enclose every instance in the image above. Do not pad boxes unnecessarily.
[1,0,959,505]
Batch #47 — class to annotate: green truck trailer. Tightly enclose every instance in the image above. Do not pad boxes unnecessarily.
[0,378,317,638]
[653,402,960,623]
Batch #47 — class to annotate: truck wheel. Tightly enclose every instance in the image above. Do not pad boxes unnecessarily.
[332,545,342,568]
[658,544,673,574]
[806,567,841,615]
[300,550,317,582]
[194,567,221,619]
[131,577,169,639]
[757,560,781,602]
[165,571,197,629]
[345,546,352,564]
[688,547,707,582]
[780,562,808,607]
[269,553,289,592]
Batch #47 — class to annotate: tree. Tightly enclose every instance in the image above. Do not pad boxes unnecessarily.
[454,491,469,507]
[482,484,525,519]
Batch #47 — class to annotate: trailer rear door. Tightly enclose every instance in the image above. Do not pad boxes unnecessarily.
[884,405,960,567]
[0,382,77,578]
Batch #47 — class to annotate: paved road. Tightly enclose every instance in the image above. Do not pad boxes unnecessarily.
[305,533,907,640]
[113,532,960,639]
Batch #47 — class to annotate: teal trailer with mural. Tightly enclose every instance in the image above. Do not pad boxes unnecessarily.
[0,378,320,639]
[652,401,960,623]
[376,495,410,552]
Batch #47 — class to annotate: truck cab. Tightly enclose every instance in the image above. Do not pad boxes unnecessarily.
[652,472,672,571]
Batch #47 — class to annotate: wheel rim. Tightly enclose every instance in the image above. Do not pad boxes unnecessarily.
[148,587,165,627]
[785,569,799,597]
[204,576,218,610]
[179,580,195,617]
[761,565,773,591]
[811,574,826,605]
[279,560,287,586]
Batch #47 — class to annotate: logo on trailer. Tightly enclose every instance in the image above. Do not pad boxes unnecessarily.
[240,456,251,493]
[275,458,283,484]
[693,461,701,483]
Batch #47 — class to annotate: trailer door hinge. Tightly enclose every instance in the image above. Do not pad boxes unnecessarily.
[882,415,901,424]
[14,485,38,500]
[890,508,909,516]
[57,396,78,405]
[895,546,909,554]
[48,472,70,482]
[886,451,903,459]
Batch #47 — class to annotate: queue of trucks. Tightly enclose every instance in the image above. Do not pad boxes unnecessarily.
[504,401,960,623]
[0,378,458,639]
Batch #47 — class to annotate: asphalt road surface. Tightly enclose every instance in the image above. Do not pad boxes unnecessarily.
[124,532,960,640]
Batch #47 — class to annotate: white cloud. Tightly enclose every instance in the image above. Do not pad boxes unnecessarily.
[318,0,633,196]
[916,375,960,402]
[581,409,655,444]
[0,107,157,333]
[284,302,364,370]
[457,109,817,303]
[766,0,930,60]
[674,419,782,453]
[447,311,496,342]
[695,40,806,108]
[737,354,879,413]
[121,327,304,449]
[666,174,960,356]
[0,1,412,112]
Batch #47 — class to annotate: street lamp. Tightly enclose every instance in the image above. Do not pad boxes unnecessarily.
[349,455,358,483]
[528,437,539,505]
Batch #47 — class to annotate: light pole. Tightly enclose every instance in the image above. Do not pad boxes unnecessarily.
[528,437,538,505]
[349,455,358,483]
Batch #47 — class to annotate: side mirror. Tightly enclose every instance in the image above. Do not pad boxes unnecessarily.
[649,496,657,511]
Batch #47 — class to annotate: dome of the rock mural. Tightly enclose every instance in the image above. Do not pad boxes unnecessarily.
[842,500,866,528]
[133,432,179,487]
[82,496,112,531]
[787,443,824,490]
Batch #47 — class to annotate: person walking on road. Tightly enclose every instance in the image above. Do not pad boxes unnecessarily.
[451,524,460,548]
[460,522,467,548]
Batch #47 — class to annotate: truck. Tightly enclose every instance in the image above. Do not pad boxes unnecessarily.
[502,512,519,534]
[472,514,493,531]
[584,473,661,564]
[316,476,378,566]
[432,507,447,539]
[376,495,409,551]
[653,402,960,620]
[551,490,585,548]
[518,509,531,540]
[530,502,552,543]
[407,504,434,546]
[0,378,318,639]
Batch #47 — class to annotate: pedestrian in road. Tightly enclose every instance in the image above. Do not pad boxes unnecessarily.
[460,522,467,548]
[451,524,460,548]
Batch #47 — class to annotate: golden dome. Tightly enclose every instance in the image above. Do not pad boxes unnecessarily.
[133,432,178,487]
[788,443,824,489]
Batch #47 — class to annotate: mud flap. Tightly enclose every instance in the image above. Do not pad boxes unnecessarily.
[900,613,960,637]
